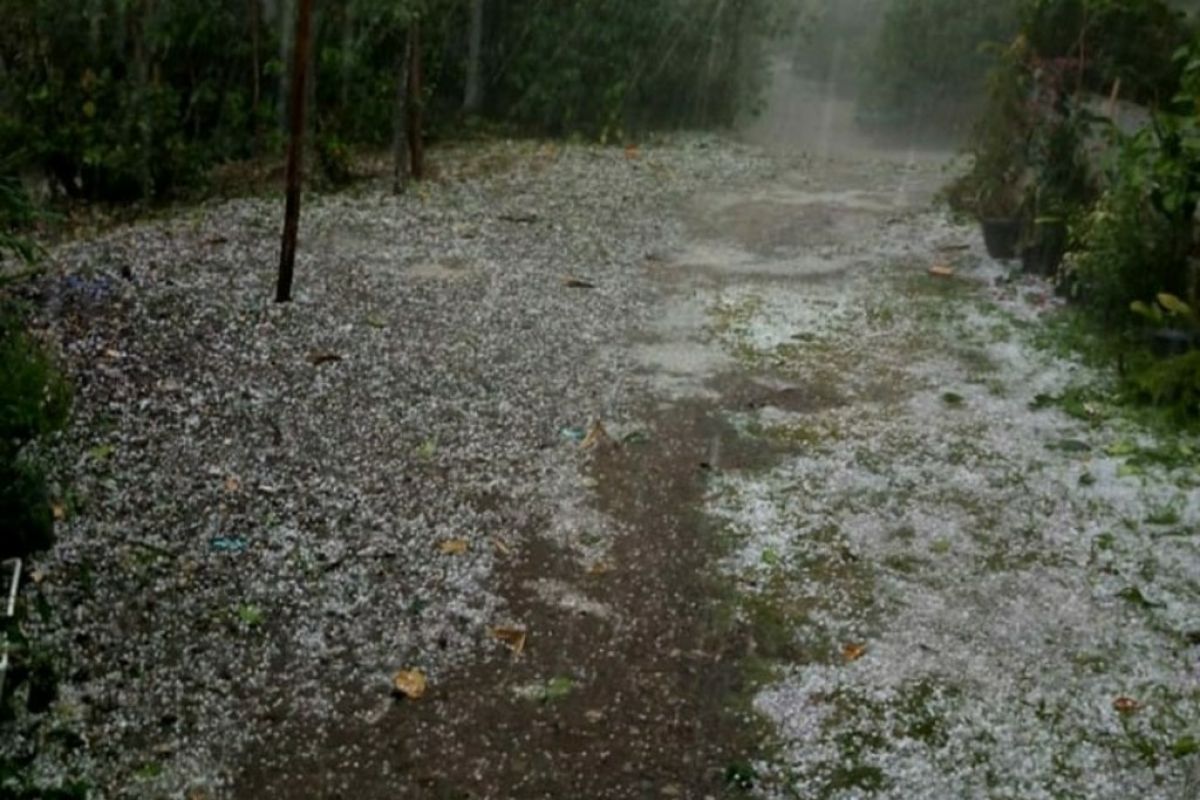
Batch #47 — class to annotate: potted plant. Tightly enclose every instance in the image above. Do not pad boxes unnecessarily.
[955,39,1036,260]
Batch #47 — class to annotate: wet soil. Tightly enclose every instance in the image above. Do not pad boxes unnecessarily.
[236,396,784,799]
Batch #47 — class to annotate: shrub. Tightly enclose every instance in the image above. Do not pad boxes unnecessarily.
[0,307,70,560]
[1130,350,1200,417]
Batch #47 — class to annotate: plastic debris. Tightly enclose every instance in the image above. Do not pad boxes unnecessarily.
[561,427,587,443]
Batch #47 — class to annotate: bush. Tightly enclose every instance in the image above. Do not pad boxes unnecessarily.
[0,159,40,265]
[1070,35,1200,318]
[0,307,70,560]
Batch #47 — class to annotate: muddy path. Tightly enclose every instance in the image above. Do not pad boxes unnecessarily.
[231,146,951,798]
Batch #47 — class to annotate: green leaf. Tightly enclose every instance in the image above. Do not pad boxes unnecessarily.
[1157,293,1192,318]
[236,604,264,627]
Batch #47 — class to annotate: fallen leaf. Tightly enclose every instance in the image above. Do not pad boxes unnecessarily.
[306,350,343,366]
[584,709,605,723]
[491,626,527,655]
[563,276,597,289]
[1113,696,1139,714]
[51,504,66,521]
[236,604,263,627]
[223,476,241,493]
[89,444,115,461]
[544,676,574,700]
[624,144,640,160]
[929,264,956,278]
[492,537,512,556]
[393,669,427,700]
[587,561,615,576]
[581,421,611,450]
[439,539,469,555]
[498,212,539,224]
[842,643,867,662]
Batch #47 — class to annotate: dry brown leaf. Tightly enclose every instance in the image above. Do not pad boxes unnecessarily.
[439,539,469,555]
[491,626,527,655]
[51,503,66,521]
[587,561,615,576]
[581,421,611,450]
[223,476,241,493]
[929,264,956,278]
[307,350,343,366]
[624,144,640,160]
[842,643,867,662]
[392,669,427,700]
[1113,696,1139,714]
[492,537,512,556]
[563,276,597,289]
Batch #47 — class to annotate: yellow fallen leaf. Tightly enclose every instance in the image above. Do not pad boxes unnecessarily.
[492,537,512,556]
[842,643,866,662]
[581,421,610,450]
[392,669,427,699]
[929,264,955,278]
[51,503,66,521]
[439,539,469,555]
[490,626,527,656]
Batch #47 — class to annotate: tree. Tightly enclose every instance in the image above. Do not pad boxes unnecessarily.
[463,0,485,114]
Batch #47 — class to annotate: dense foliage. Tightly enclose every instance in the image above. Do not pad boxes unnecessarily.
[0,304,71,560]
[0,0,785,203]
[950,0,1200,417]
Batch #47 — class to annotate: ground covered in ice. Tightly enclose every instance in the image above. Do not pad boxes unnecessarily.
[4,131,1197,799]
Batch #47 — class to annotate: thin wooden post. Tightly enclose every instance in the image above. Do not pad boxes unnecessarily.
[406,17,425,182]
[276,0,315,304]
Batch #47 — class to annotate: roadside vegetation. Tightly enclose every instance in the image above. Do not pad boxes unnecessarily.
[943,0,1200,424]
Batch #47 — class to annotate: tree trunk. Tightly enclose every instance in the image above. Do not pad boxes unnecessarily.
[392,28,412,194]
[249,0,262,153]
[276,0,315,303]
[406,18,425,182]
[463,0,485,114]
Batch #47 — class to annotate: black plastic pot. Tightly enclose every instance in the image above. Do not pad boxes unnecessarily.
[1021,219,1068,277]
[1149,328,1200,358]
[981,218,1021,260]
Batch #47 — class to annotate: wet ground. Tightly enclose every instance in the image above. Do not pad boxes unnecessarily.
[7,80,1199,800]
